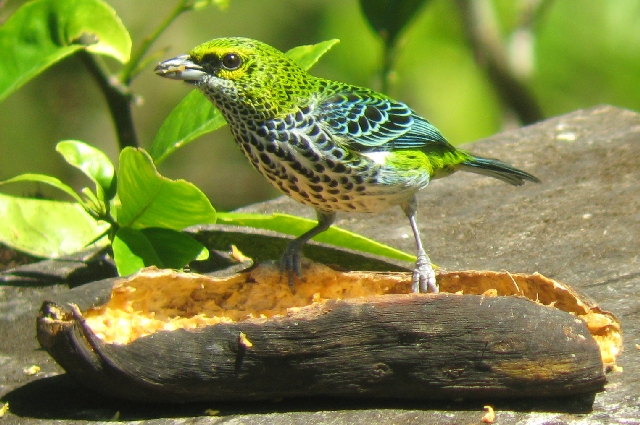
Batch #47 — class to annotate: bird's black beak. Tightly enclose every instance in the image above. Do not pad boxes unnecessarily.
[155,54,205,82]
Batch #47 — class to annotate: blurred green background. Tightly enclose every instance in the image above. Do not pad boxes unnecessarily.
[1,0,639,211]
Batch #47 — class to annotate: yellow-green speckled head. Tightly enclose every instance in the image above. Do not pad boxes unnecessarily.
[181,37,320,120]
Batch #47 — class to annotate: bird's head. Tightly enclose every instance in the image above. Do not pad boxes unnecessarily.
[155,37,314,119]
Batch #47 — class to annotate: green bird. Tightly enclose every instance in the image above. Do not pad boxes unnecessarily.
[155,37,539,293]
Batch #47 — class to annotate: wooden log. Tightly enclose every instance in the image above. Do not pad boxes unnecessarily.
[37,264,621,403]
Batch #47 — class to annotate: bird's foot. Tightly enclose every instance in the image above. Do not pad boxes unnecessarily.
[412,251,438,293]
[279,244,304,292]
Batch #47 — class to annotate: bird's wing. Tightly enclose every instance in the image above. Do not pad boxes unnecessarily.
[317,89,450,152]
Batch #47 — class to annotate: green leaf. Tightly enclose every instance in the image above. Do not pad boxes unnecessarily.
[56,140,116,201]
[141,228,209,268]
[112,227,208,276]
[285,39,340,71]
[359,0,430,47]
[0,192,109,258]
[150,39,340,164]
[1,173,85,205]
[216,212,415,262]
[112,227,162,276]
[0,0,131,103]
[114,147,217,230]
[150,90,228,164]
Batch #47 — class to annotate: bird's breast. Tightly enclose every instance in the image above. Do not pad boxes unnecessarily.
[227,115,422,213]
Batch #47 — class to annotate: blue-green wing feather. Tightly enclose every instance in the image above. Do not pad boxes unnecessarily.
[318,88,452,152]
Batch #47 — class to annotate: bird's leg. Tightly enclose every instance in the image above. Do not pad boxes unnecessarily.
[280,210,336,290]
[402,197,438,293]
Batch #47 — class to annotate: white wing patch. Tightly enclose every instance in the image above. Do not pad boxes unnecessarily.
[362,151,391,165]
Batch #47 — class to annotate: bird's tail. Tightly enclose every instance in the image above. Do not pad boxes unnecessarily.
[458,155,540,186]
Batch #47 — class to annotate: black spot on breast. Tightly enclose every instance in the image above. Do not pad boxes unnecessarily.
[308,125,320,137]
[302,149,320,161]
[288,133,300,147]
[314,163,325,173]
[259,153,273,166]
[277,132,289,142]
[266,143,277,153]
[277,182,290,194]
[334,163,347,173]
[309,184,324,193]
[276,167,288,178]
[308,174,321,184]
[315,133,328,144]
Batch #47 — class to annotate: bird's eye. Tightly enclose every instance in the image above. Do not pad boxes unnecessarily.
[221,53,242,70]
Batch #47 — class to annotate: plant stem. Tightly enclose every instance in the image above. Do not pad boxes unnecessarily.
[455,0,544,125]
[119,0,191,84]
[79,51,138,149]
[380,43,396,95]
[79,1,194,151]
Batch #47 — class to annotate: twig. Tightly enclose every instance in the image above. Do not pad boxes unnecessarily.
[455,0,545,125]
[78,51,138,149]
[119,0,191,84]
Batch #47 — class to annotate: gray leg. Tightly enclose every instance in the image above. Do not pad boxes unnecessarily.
[401,197,438,293]
[280,209,336,290]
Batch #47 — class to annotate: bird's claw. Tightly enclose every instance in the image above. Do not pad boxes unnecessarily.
[412,252,438,293]
[279,245,303,292]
